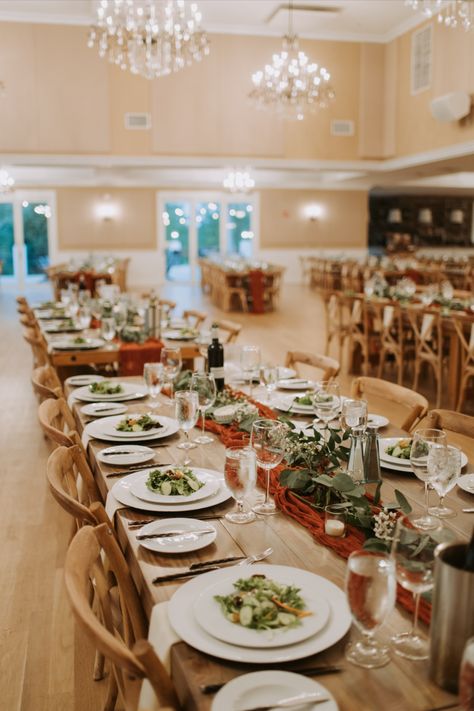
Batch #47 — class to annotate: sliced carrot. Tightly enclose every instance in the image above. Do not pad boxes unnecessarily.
[271,597,313,617]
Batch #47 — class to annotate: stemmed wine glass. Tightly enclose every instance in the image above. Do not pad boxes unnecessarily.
[391,514,445,660]
[161,346,182,401]
[312,381,341,439]
[410,428,447,530]
[175,390,199,464]
[190,372,216,445]
[427,444,462,518]
[224,446,257,524]
[251,419,288,516]
[241,346,261,398]
[101,317,116,344]
[113,304,127,339]
[260,364,279,403]
[345,550,396,668]
[77,306,91,330]
[143,362,164,410]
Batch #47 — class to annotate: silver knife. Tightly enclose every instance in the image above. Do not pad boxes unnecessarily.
[238,692,329,710]
[137,528,215,540]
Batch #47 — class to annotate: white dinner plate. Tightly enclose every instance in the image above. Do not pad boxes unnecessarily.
[73,382,148,402]
[111,468,232,513]
[367,414,389,428]
[52,337,105,350]
[380,438,468,469]
[211,671,338,711]
[97,445,156,466]
[193,570,330,648]
[44,323,83,334]
[457,473,474,494]
[66,374,105,387]
[80,402,128,418]
[272,396,315,415]
[168,564,351,664]
[84,415,179,443]
[162,329,197,341]
[130,469,220,504]
[277,379,315,391]
[136,517,217,554]
[97,413,167,439]
[36,309,68,320]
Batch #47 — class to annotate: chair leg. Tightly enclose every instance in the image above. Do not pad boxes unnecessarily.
[456,372,470,412]
[102,669,118,711]
[377,348,385,379]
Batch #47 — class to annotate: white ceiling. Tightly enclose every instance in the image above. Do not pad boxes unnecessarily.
[0,1,422,43]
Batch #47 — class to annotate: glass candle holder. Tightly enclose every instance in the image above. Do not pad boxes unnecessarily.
[324,505,346,537]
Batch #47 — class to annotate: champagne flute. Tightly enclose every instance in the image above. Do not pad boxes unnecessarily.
[101,317,116,343]
[345,550,396,668]
[241,345,261,398]
[427,444,462,518]
[190,372,216,445]
[391,514,444,660]
[251,419,288,515]
[410,428,447,530]
[224,446,257,524]
[143,362,164,410]
[175,390,199,464]
[260,364,279,403]
[312,381,341,439]
[161,346,182,401]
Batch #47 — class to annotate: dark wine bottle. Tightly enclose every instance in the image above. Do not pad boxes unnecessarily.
[207,323,224,391]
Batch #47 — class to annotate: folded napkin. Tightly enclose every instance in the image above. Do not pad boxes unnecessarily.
[119,338,164,377]
[81,429,91,451]
[105,489,124,520]
[67,392,77,410]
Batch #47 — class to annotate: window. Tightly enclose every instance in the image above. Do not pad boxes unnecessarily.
[0,202,14,276]
[226,202,254,257]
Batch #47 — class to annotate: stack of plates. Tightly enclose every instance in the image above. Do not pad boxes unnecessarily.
[277,378,315,391]
[73,382,148,402]
[272,395,315,415]
[111,466,231,514]
[168,564,351,664]
[52,337,104,350]
[379,437,468,473]
[162,329,198,341]
[84,413,179,443]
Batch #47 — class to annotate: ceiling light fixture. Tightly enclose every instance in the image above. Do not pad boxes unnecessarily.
[249,1,335,121]
[87,0,210,80]
[0,168,14,193]
[223,168,255,193]
[406,0,474,31]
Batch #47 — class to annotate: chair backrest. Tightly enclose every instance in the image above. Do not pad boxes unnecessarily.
[31,364,63,401]
[452,316,474,360]
[351,376,428,432]
[285,351,340,380]
[405,305,442,360]
[47,445,103,527]
[425,409,474,440]
[214,318,242,344]
[22,327,49,368]
[64,523,178,711]
[182,309,207,328]
[158,299,176,317]
[38,397,80,448]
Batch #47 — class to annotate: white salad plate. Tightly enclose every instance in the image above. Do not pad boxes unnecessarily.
[367,414,389,428]
[44,323,83,333]
[84,414,179,443]
[272,396,315,415]
[97,445,156,466]
[211,671,338,711]
[162,329,197,341]
[277,379,315,391]
[52,337,105,350]
[193,570,330,649]
[81,402,128,418]
[380,437,467,469]
[111,468,231,513]
[130,470,220,504]
[136,517,217,554]
[66,374,105,387]
[457,473,474,494]
[73,382,148,402]
[97,413,166,439]
[168,564,351,664]
[36,309,68,320]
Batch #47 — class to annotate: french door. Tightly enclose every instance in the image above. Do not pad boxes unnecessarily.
[0,190,57,289]
[157,191,259,283]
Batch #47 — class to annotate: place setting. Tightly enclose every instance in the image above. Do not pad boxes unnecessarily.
[72,379,148,403]
[50,336,105,350]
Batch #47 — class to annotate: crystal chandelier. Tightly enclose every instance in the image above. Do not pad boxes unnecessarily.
[0,168,14,193]
[249,2,335,121]
[87,0,210,80]
[406,1,474,31]
[223,169,255,193]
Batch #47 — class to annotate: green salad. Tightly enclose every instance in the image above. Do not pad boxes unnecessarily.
[179,327,198,338]
[146,467,204,496]
[294,393,313,406]
[116,414,161,432]
[73,336,87,344]
[214,575,312,631]
[89,381,123,395]
[386,438,412,459]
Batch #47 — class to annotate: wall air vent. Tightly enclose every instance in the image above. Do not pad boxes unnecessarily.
[331,120,355,136]
[411,24,432,95]
[124,112,151,130]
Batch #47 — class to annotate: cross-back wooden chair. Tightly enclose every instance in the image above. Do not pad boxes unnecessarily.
[182,309,207,329]
[216,270,248,312]
[31,364,63,401]
[452,316,474,412]
[405,306,443,407]
[214,318,242,344]
[19,310,38,329]
[22,327,50,368]
[375,302,406,385]
[64,523,178,711]
[38,397,81,448]
[345,295,371,375]
[285,350,340,381]
[322,291,347,362]
[158,299,176,318]
[351,376,429,432]
[425,409,474,439]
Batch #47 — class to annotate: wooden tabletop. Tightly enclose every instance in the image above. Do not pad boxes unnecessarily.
[66,377,474,711]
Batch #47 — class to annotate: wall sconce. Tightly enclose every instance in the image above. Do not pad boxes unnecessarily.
[450,209,464,224]
[418,208,433,225]
[95,194,119,222]
[388,208,402,223]
[304,204,324,222]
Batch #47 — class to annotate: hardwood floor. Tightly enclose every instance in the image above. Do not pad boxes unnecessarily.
[0,279,462,711]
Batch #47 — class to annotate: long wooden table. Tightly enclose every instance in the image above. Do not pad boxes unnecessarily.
[66,377,474,711]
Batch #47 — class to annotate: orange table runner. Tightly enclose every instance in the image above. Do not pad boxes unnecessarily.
[118,338,163,376]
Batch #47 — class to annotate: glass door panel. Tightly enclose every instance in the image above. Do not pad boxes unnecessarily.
[196,201,220,258]
[226,202,254,257]
[22,202,50,277]
[0,203,14,276]
[163,201,191,282]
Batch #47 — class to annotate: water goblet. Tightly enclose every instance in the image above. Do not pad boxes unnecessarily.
[224,446,257,524]
[101,317,116,343]
[77,306,91,330]
[78,289,91,307]
[260,364,279,403]
[190,372,216,445]
[113,304,127,338]
[175,390,199,464]
[143,362,164,410]
[161,346,182,401]
[410,428,447,530]
[312,381,341,440]
[241,345,261,398]
[345,550,396,668]
[251,419,288,516]
[427,444,462,519]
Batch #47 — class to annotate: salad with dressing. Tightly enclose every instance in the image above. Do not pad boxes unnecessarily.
[146,467,204,496]
[116,414,162,432]
[89,381,123,395]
